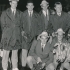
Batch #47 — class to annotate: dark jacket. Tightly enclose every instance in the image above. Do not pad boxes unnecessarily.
[1,8,23,50]
[48,12,70,35]
[39,9,51,32]
[51,37,67,51]
[22,10,42,50]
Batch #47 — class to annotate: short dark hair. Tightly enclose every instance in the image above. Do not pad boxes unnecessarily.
[54,2,62,7]
[27,0,33,4]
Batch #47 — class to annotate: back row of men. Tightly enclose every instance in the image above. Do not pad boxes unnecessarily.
[1,0,70,70]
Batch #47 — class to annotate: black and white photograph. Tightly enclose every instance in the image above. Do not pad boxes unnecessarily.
[0,0,70,70]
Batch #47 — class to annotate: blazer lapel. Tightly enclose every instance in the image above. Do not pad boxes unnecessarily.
[42,42,50,53]
[6,8,15,21]
[38,40,43,53]
[25,10,31,34]
[47,9,50,21]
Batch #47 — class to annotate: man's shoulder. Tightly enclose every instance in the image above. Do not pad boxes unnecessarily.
[2,8,10,13]
[1,8,10,16]
[49,14,55,19]
[33,10,40,17]
[16,9,23,13]
[62,11,68,14]
[32,39,40,44]
[52,37,58,43]
[39,10,42,14]
[62,38,68,43]
[61,11,69,17]
[23,10,28,13]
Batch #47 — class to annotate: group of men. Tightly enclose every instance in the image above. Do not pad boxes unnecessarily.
[0,0,70,70]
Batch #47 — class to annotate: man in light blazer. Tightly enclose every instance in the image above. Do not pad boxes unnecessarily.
[27,31,54,70]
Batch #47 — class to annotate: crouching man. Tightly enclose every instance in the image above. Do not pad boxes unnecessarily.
[27,31,54,70]
[51,28,70,70]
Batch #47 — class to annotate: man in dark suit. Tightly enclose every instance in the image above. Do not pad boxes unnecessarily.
[1,0,23,70]
[48,2,70,36]
[39,0,50,31]
[21,0,42,69]
[27,31,54,70]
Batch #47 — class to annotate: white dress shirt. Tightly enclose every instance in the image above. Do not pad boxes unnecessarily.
[57,12,61,16]
[28,10,33,17]
[11,8,16,15]
[41,43,46,50]
[42,10,49,17]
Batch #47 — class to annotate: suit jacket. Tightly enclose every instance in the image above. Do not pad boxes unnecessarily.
[29,40,54,65]
[1,8,23,50]
[39,9,51,32]
[22,10,42,50]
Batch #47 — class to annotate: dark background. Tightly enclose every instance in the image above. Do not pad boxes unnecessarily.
[0,0,70,12]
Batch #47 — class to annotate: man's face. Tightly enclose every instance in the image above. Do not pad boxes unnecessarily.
[58,33,63,41]
[26,3,34,11]
[55,4,62,13]
[40,36,47,44]
[41,3,49,10]
[10,1,18,9]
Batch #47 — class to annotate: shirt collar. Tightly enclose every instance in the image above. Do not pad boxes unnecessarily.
[57,12,61,16]
[28,10,33,16]
[42,9,48,16]
[11,8,16,13]
[41,43,46,48]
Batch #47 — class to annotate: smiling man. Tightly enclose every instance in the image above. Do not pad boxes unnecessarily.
[51,28,69,70]
[1,0,23,70]
[27,31,54,70]
[48,2,70,36]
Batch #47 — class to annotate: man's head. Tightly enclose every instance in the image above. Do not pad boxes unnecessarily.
[40,0,49,11]
[40,31,49,44]
[55,28,65,41]
[26,0,34,11]
[9,0,19,9]
[54,2,62,13]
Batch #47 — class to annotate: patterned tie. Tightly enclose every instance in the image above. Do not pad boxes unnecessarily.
[30,12,32,18]
[42,44,44,52]
[13,10,15,16]
[46,13,49,21]
[29,12,32,31]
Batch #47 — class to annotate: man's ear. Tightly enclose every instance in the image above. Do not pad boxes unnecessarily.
[54,6,56,10]
[33,5,34,8]
[10,2,11,6]
[26,5,28,8]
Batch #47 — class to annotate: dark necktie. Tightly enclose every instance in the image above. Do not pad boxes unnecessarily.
[29,12,32,31]
[30,12,32,18]
[42,44,44,52]
[46,13,49,21]
[13,11,15,16]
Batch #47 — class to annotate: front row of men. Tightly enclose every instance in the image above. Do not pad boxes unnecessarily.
[27,28,70,70]
[1,0,70,70]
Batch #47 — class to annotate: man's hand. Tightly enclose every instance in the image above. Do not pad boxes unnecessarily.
[68,34,70,37]
[21,31,27,39]
[37,34,41,40]
[21,31,25,36]
[37,57,42,63]
[42,63,46,68]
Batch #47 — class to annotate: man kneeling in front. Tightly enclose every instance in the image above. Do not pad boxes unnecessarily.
[27,31,54,70]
